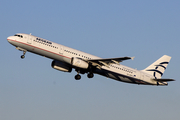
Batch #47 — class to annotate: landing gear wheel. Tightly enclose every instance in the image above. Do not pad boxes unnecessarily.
[75,74,81,80]
[87,73,94,78]
[21,55,25,59]
[20,51,26,59]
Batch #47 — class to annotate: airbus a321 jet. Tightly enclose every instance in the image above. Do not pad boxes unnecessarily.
[7,33,175,86]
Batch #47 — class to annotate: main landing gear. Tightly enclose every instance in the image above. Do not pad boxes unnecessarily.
[74,71,94,80]
[87,72,94,78]
[75,74,81,80]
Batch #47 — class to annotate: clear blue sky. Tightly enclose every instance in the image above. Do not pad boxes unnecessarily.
[1,0,180,120]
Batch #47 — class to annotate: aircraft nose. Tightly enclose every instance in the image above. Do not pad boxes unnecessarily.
[7,36,15,43]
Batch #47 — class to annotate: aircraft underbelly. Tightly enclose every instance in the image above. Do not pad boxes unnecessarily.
[94,68,135,84]
[94,68,153,85]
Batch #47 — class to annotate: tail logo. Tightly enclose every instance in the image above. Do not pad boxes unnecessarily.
[146,62,169,79]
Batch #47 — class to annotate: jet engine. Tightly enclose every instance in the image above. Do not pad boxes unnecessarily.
[71,57,89,69]
[51,60,72,72]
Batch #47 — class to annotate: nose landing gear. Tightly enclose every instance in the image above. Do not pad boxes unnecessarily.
[16,47,27,59]
[21,51,26,59]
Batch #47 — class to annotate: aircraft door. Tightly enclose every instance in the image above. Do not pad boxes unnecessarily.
[27,36,32,44]
[59,46,64,55]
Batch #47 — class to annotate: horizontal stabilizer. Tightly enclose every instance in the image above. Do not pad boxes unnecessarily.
[152,79,175,82]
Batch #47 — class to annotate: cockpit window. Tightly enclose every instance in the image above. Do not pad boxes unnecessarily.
[14,34,23,38]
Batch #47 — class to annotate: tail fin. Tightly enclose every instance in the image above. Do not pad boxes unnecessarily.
[142,55,171,79]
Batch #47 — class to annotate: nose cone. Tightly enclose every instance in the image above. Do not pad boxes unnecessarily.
[7,36,15,43]
[7,36,17,46]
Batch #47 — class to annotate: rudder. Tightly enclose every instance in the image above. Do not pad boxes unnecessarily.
[142,55,171,79]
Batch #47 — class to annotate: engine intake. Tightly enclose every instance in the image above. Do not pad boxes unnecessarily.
[71,57,89,69]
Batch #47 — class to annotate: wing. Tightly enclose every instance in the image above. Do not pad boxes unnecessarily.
[86,56,134,69]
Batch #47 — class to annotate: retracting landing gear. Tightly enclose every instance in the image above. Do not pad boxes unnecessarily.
[87,72,94,78]
[75,74,81,80]
[87,65,94,78]
[74,68,94,80]
[16,47,27,59]
[75,69,81,80]
[74,73,94,80]
[21,51,26,59]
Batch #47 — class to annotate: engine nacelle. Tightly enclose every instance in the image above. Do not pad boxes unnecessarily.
[71,57,89,69]
[51,60,72,72]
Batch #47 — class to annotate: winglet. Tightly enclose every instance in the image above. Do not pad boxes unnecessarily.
[131,57,135,60]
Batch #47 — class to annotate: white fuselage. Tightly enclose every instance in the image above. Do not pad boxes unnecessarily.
[7,33,167,86]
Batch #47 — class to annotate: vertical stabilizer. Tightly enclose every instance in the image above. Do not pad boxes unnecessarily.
[142,55,171,79]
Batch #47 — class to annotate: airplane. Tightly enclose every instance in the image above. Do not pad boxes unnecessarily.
[7,33,175,86]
